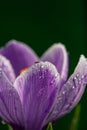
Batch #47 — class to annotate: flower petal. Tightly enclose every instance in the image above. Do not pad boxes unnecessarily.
[41,43,68,83]
[0,40,39,76]
[14,62,60,130]
[0,69,24,126]
[0,55,15,83]
[46,55,87,123]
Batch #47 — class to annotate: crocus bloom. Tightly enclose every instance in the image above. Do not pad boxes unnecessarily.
[0,40,87,130]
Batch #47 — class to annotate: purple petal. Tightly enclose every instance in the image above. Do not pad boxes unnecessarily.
[14,62,60,130]
[46,55,87,123]
[41,43,68,83]
[0,55,15,83]
[0,40,39,76]
[0,69,24,126]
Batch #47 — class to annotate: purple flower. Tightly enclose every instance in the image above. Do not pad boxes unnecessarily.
[0,40,87,130]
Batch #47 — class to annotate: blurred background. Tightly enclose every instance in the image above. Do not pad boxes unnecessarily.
[0,0,87,130]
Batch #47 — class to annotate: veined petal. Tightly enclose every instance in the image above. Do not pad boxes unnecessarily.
[46,55,87,122]
[41,43,68,83]
[0,69,24,126]
[0,40,39,76]
[0,55,15,83]
[14,62,60,130]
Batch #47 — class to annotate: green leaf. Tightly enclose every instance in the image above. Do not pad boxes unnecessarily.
[46,122,53,130]
[69,104,81,130]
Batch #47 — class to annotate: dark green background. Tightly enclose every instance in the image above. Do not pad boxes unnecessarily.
[0,0,87,130]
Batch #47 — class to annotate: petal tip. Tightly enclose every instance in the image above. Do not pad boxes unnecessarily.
[32,61,60,79]
[6,39,18,45]
[79,54,86,62]
[53,43,67,51]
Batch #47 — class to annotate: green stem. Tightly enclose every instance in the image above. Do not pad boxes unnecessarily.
[69,104,81,130]
[46,122,53,130]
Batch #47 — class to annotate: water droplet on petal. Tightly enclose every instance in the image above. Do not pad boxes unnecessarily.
[72,86,75,89]
[78,78,81,84]
[62,90,66,94]
[81,75,84,79]
[55,73,58,78]
[50,80,54,85]
[50,79,56,86]
[74,76,77,80]
[76,73,79,78]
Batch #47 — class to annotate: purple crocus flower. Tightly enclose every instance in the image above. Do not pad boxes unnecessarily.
[0,40,87,130]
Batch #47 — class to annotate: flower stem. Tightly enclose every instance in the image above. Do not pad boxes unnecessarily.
[46,122,53,130]
[69,104,81,130]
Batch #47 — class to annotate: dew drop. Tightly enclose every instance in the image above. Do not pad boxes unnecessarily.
[62,90,66,94]
[78,78,82,84]
[55,73,58,78]
[72,86,75,89]
[41,65,44,69]
[50,80,55,85]
[74,76,77,80]
[76,73,79,78]
[81,75,84,79]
